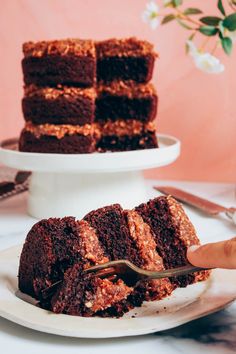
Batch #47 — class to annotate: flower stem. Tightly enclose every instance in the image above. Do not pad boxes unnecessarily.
[200,37,210,52]
[211,40,219,54]
[175,8,202,27]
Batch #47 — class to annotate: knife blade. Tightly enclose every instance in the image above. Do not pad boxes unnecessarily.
[154,186,236,224]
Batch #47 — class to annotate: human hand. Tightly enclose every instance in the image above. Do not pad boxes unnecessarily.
[187,237,236,269]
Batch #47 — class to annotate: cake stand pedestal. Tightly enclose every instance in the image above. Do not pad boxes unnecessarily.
[0,134,180,219]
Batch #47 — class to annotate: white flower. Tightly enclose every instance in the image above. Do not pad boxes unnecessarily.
[186,40,225,74]
[142,1,160,30]
[194,53,225,74]
[227,29,236,42]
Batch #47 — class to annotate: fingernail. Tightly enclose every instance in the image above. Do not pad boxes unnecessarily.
[188,245,200,253]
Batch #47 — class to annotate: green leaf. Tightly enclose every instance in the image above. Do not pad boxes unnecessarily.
[200,16,222,26]
[184,8,203,15]
[176,19,194,30]
[199,26,219,36]
[223,13,236,31]
[221,36,233,55]
[218,0,226,16]
[173,0,183,7]
[161,14,175,25]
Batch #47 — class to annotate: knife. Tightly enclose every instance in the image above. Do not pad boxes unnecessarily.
[154,186,236,225]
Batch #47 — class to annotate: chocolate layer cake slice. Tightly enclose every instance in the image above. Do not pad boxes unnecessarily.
[96,37,157,83]
[96,81,158,122]
[18,196,209,318]
[22,39,96,87]
[22,85,96,125]
[19,122,97,154]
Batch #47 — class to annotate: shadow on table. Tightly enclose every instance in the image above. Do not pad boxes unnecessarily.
[156,304,236,351]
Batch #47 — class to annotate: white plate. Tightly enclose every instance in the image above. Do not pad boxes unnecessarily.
[0,245,236,338]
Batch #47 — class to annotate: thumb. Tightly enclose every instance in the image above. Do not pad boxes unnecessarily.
[187,237,236,269]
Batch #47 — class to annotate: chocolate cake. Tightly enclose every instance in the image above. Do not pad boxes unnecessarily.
[96,119,157,152]
[19,122,97,154]
[20,37,159,153]
[96,38,157,83]
[22,39,96,87]
[19,120,157,153]
[18,196,210,317]
[22,85,96,125]
[96,81,158,122]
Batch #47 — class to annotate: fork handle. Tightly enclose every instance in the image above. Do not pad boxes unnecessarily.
[144,264,208,281]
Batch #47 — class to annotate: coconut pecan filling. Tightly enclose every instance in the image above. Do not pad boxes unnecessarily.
[77,220,132,313]
[126,210,173,298]
[97,80,156,98]
[78,220,109,268]
[96,37,157,58]
[24,120,156,139]
[24,84,96,100]
[24,122,94,139]
[23,39,95,58]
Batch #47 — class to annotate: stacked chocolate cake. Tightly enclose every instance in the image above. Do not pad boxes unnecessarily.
[19,38,158,153]
[18,196,210,317]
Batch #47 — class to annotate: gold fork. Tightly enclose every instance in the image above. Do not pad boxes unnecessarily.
[40,261,208,299]
[84,260,208,287]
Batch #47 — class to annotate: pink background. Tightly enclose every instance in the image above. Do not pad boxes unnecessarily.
[0,0,235,182]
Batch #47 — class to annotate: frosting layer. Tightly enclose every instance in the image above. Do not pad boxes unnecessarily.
[24,120,156,139]
[96,37,157,58]
[23,39,95,58]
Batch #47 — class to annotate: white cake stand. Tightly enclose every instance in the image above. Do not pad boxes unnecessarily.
[0,134,180,219]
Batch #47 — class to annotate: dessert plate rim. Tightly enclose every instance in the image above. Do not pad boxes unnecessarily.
[0,244,236,339]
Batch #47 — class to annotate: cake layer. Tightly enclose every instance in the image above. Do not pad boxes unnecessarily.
[96,81,158,122]
[22,85,96,125]
[19,130,96,154]
[19,120,158,153]
[97,132,158,152]
[22,39,96,87]
[22,81,157,125]
[135,196,210,288]
[96,38,157,83]
[18,217,82,298]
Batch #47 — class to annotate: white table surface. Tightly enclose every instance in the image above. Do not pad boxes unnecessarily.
[0,174,236,354]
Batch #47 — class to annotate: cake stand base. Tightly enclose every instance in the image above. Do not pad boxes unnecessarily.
[28,171,146,219]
